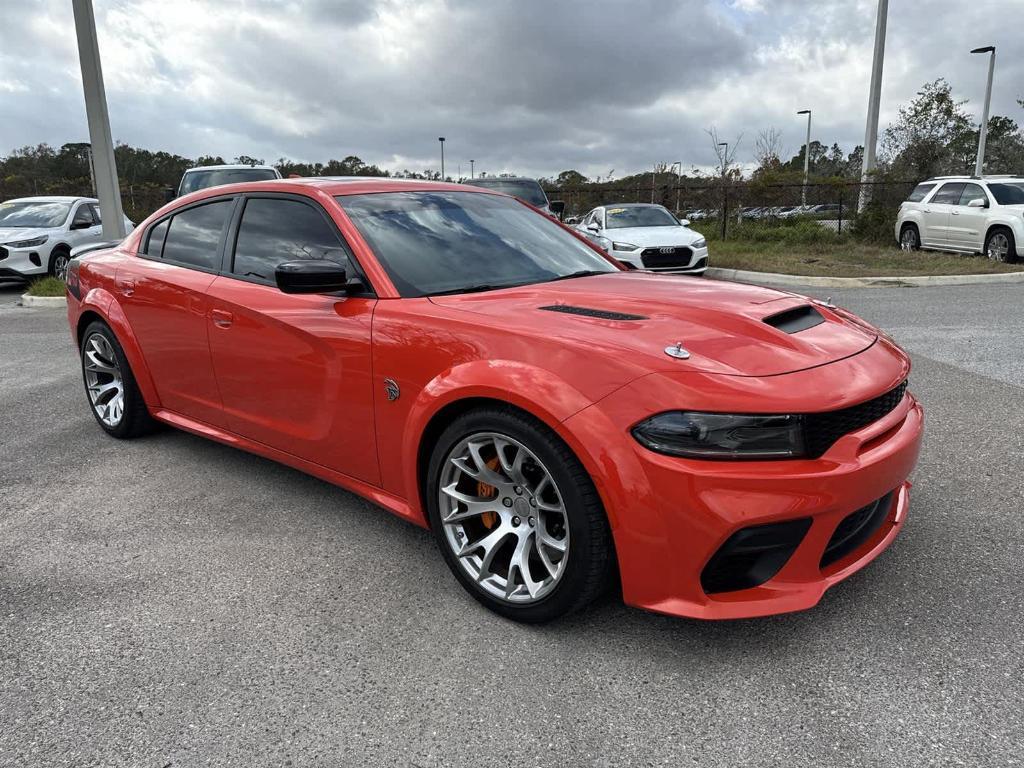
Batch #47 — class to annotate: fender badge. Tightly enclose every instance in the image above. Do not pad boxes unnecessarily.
[664,342,691,360]
[384,378,400,401]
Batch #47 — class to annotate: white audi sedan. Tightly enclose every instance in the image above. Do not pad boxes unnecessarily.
[0,196,133,281]
[575,203,708,274]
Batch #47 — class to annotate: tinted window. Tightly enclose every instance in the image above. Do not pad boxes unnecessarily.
[906,183,935,203]
[337,191,616,297]
[932,183,965,204]
[464,179,548,207]
[233,198,350,282]
[179,168,278,195]
[161,200,231,270]
[606,206,678,229]
[988,183,1024,205]
[143,219,169,257]
[958,183,986,206]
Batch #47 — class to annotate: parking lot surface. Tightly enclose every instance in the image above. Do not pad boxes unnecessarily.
[1,280,1022,767]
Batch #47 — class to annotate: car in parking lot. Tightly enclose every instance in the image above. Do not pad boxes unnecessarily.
[463,176,564,219]
[0,196,133,281]
[66,177,922,623]
[896,175,1024,262]
[576,203,708,274]
[166,163,282,201]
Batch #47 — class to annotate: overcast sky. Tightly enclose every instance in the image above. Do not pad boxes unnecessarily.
[1,0,1022,180]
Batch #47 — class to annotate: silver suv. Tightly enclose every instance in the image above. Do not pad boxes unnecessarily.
[895,175,1024,262]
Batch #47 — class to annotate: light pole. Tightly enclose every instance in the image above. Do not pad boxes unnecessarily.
[972,46,996,177]
[438,137,445,180]
[72,0,126,240]
[859,0,888,212]
[671,161,682,214]
[797,109,812,207]
[717,142,728,177]
[470,159,475,179]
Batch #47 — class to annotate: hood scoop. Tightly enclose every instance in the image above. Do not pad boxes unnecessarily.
[762,304,824,334]
[539,305,647,321]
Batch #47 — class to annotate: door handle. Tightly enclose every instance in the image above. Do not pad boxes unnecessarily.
[211,309,233,329]
[951,210,960,215]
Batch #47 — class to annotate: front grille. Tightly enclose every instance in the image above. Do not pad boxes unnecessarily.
[641,246,692,268]
[804,380,908,458]
[820,491,894,568]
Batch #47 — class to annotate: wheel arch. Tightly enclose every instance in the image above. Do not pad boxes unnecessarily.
[76,294,160,409]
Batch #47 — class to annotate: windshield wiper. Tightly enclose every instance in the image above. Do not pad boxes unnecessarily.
[546,269,609,283]
[427,283,521,297]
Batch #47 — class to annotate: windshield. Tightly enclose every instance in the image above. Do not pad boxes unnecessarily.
[605,206,677,229]
[0,201,71,228]
[337,191,616,297]
[179,168,278,195]
[988,183,1024,205]
[466,179,549,208]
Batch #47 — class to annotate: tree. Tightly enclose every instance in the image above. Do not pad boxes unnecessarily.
[555,170,588,187]
[705,126,743,178]
[754,127,785,171]
[881,78,974,177]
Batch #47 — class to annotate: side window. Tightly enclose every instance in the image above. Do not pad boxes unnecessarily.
[906,183,935,203]
[143,218,169,257]
[89,204,103,223]
[232,197,353,283]
[71,205,95,228]
[161,200,232,271]
[932,183,965,205]
[958,183,986,206]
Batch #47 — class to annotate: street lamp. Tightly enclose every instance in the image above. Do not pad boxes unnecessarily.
[671,160,682,214]
[470,159,475,179]
[438,137,445,180]
[797,109,812,207]
[717,142,728,177]
[971,46,996,177]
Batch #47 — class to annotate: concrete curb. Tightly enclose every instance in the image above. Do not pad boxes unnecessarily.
[21,293,67,308]
[705,266,1024,288]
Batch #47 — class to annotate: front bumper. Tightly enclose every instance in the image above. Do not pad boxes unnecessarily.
[0,245,48,278]
[562,343,923,620]
[616,246,709,275]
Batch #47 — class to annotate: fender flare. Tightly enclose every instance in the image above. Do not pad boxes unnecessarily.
[77,288,161,409]
[399,359,609,525]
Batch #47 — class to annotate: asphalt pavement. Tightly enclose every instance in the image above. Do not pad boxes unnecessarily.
[1,279,1022,767]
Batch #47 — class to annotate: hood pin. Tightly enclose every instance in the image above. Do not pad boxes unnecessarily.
[664,342,691,360]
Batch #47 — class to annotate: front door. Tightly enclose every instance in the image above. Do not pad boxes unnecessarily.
[116,197,234,427]
[205,195,380,485]
[948,182,989,252]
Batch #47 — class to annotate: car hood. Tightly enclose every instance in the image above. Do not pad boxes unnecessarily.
[596,225,703,248]
[0,226,56,244]
[429,272,877,378]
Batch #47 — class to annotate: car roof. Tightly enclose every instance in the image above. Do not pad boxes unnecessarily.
[925,175,1024,183]
[172,177,504,204]
[4,196,96,204]
[601,203,670,209]
[464,177,540,185]
[185,164,278,172]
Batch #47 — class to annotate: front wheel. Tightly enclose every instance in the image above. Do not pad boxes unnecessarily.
[426,407,614,623]
[985,228,1017,263]
[49,248,70,280]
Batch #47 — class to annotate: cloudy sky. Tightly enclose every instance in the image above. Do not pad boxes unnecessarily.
[1,0,1022,179]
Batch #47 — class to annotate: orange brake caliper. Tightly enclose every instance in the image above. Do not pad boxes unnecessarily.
[477,457,501,529]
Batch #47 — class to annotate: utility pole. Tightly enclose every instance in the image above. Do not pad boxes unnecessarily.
[72,0,126,240]
[673,160,682,214]
[972,46,996,177]
[859,0,888,212]
[651,170,656,203]
[438,137,445,180]
[797,109,812,208]
[470,159,475,179]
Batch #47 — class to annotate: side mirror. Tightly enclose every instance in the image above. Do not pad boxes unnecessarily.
[549,200,565,218]
[967,197,988,208]
[679,218,691,226]
[163,187,176,203]
[275,259,350,294]
[587,223,600,233]
[70,220,92,230]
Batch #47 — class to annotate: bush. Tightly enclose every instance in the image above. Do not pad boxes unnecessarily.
[692,217,847,246]
[26,276,66,297]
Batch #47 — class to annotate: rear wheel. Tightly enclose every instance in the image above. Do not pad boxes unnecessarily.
[984,228,1016,263]
[80,321,157,439]
[426,407,613,623]
[899,224,920,251]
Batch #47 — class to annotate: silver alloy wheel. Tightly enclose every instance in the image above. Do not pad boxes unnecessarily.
[987,232,1010,261]
[83,333,125,427]
[53,253,70,280]
[900,228,917,250]
[439,432,570,604]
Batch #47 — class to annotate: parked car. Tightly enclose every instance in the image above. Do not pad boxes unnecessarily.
[896,175,1024,262]
[0,196,134,281]
[576,203,708,274]
[66,177,922,623]
[166,164,282,201]
[463,176,564,219]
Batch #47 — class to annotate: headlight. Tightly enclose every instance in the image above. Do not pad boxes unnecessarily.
[5,235,48,248]
[612,242,639,252]
[692,237,707,249]
[631,412,805,460]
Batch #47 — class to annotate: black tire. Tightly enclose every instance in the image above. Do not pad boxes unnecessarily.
[899,224,920,251]
[80,320,158,439]
[48,247,71,280]
[984,227,1017,263]
[426,406,614,623]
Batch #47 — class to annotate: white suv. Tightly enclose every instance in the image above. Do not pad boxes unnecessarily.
[895,176,1024,262]
[0,196,134,281]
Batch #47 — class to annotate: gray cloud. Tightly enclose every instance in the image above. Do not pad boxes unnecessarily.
[0,0,1021,180]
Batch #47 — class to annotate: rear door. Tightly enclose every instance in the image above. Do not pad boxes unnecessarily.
[948,182,989,251]
[205,194,379,484]
[116,197,234,426]
[921,182,963,247]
